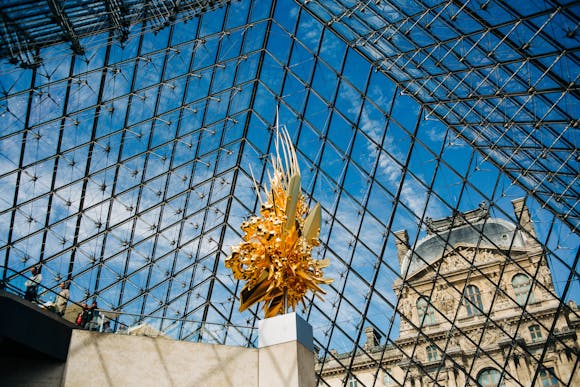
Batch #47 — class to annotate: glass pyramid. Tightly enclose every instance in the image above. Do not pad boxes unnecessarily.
[0,0,578,385]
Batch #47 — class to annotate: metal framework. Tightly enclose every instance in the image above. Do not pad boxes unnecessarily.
[0,0,578,385]
[299,0,579,234]
[0,0,231,67]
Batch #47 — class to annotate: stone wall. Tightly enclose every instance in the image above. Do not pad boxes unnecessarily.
[2,297,315,387]
[64,330,259,387]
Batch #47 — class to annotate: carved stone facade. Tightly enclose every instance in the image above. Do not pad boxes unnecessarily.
[317,199,579,386]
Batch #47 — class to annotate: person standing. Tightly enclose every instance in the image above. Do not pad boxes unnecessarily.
[55,281,70,316]
[24,266,42,303]
[85,301,100,330]
[76,303,89,326]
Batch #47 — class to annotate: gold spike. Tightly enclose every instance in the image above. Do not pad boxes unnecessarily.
[303,202,321,243]
[284,174,301,233]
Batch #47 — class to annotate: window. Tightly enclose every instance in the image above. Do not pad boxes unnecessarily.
[512,273,535,305]
[539,368,559,386]
[348,376,358,387]
[529,324,542,342]
[383,369,394,385]
[426,345,439,362]
[477,368,505,387]
[465,285,483,316]
[417,297,436,325]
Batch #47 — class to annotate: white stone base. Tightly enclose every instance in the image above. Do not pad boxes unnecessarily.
[258,312,313,351]
[258,313,315,387]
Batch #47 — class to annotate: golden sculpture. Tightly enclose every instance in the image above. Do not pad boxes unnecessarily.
[225,122,332,318]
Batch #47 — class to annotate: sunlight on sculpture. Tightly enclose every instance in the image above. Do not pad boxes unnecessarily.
[225,121,332,318]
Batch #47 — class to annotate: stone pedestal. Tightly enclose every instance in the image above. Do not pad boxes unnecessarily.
[258,313,315,387]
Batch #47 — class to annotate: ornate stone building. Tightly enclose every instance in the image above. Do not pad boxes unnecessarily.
[318,198,579,386]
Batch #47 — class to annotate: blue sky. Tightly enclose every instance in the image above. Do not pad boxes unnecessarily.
[0,0,577,362]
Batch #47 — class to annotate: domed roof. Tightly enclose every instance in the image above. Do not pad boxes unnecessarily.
[401,218,526,276]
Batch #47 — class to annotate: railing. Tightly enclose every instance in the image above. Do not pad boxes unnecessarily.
[0,265,258,347]
[94,309,259,348]
[0,265,87,314]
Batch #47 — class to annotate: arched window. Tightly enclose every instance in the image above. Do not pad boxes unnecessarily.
[417,297,436,326]
[465,285,483,316]
[512,273,535,305]
[539,368,559,386]
[477,368,505,387]
[348,376,358,387]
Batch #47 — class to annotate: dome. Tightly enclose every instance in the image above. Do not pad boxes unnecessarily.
[401,218,526,276]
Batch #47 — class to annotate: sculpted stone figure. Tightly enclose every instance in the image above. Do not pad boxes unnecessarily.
[436,288,455,314]
[442,254,464,273]
[538,263,553,288]
[398,298,413,320]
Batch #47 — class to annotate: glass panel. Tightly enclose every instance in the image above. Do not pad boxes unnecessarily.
[465,285,483,316]
[477,369,505,387]
[512,273,535,305]
[0,2,577,387]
